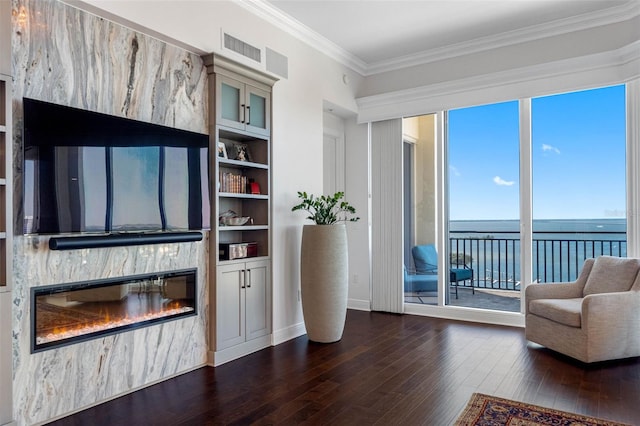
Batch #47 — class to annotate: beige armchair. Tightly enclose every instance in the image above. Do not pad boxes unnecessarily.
[525,256,640,363]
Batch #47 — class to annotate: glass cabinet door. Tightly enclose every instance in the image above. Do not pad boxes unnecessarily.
[246,86,270,137]
[217,76,245,132]
[217,75,270,137]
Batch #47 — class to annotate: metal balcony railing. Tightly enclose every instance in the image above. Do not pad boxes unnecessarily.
[449,231,627,291]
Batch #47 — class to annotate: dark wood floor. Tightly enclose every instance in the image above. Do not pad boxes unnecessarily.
[48,310,640,425]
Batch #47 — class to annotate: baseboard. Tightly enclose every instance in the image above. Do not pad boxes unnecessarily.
[272,321,306,345]
[212,335,272,366]
[347,298,371,311]
[404,303,525,328]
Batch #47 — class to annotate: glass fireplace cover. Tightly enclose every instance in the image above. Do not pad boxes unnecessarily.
[31,269,197,352]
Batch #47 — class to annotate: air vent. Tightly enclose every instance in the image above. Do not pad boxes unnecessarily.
[224,33,261,63]
[266,47,288,79]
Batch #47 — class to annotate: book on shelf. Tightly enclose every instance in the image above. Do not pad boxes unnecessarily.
[219,171,248,194]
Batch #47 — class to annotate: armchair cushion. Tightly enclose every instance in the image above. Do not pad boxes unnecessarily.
[583,256,640,296]
[529,298,583,328]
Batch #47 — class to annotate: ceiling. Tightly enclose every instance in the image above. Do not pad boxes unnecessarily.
[263,0,634,73]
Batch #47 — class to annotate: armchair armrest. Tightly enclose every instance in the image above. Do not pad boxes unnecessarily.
[525,282,584,314]
[582,291,640,331]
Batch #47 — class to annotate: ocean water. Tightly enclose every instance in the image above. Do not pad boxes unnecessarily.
[450,218,626,237]
[448,218,627,286]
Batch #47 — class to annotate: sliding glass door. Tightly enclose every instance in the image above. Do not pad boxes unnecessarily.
[531,86,627,282]
[447,101,521,311]
[402,84,627,314]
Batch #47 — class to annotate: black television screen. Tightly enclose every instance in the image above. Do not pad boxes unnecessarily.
[23,98,210,235]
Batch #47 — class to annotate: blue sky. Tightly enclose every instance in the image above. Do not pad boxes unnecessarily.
[448,85,626,221]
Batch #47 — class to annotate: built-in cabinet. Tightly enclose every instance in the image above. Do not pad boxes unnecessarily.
[0,1,13,423]
[216,259,270,350]
[204,54,277,366]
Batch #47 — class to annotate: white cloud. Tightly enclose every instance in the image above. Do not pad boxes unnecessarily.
[450,165,461,177]
[542,144,561,154]
[493,176,515,186]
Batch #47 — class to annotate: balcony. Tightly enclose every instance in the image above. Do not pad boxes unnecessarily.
[405,230,627,311]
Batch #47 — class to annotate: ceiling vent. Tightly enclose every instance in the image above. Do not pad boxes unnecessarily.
[223,32,261,64]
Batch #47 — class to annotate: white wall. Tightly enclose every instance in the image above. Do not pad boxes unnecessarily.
[344,119,370,309]
[79,0,364,340]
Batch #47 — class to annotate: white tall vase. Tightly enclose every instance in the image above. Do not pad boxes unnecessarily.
[300,223,348,343]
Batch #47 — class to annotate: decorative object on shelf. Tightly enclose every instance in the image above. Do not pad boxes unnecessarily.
[249,179,261,195]
[222,216,250,226]
[219,209,237,225]
[217,142,228,159]
[232,142,252,162]
[219,210,252,227]
[292,192,359,343]
[219,242,258,260]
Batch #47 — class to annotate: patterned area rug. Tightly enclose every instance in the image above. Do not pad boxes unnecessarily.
[455,393,631,426]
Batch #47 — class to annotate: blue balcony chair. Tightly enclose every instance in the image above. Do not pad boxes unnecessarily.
[411,244,474,299]
[404,266,438,293]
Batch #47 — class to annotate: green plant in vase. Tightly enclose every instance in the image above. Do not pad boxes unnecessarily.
[291,191,359,224]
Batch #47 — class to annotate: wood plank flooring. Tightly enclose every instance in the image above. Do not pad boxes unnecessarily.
[47,310,640,425]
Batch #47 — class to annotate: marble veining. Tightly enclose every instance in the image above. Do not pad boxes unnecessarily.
[10,0,210,424]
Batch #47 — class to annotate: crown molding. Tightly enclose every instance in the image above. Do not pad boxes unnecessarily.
[366,0,640,75]
[239,0,638,77]
[357,40,640,123]
[235,0,368,75]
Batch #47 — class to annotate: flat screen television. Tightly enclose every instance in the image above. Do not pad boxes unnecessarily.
[23,98,210,235]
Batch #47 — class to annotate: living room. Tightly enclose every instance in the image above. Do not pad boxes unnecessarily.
[0,0,638,424]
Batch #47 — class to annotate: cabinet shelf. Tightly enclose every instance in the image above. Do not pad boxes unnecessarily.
[219,158,268,170]
[219,225,268,232]
[219,192,268,200]
[217,255,270,266]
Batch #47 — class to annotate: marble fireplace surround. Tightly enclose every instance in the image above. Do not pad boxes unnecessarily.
[11,0,210,424]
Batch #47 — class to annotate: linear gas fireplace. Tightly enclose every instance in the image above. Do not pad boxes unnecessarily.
[31,269,197,352]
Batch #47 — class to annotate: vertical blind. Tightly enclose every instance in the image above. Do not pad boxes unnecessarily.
[370,119,404,313]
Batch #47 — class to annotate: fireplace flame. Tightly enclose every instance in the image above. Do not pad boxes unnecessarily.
[36,302,194,345]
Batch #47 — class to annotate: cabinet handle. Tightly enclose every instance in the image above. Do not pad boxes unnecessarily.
[240,270,245,289]
[246,105,250,126]
[240,103,246,124]
[246,269,251,288]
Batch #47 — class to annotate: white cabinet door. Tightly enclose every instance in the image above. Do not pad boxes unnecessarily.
[216,263,246,350]
[245,259,270,341]
[216,259,271,350]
